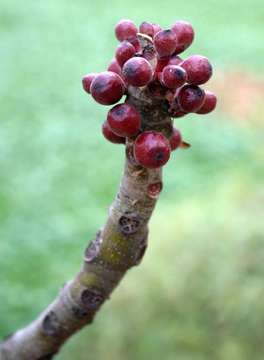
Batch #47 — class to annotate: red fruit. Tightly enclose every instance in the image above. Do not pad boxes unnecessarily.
[196,91,217,114]
[161,65,187,89]
[107,59,122,77]
[152,23,162,35]
[180,55,213,85]
[82,73,96,94]
[115,41,136,67]
[177,84,205,112]
[154,30,177,57]
[115,19,138,42]
[139,22,154,37]
[122,57,153,87]
[134,131,171,169]
[90,71,125,105]
[171,21,194,54]
[168,54,183,66]
[102,121,125,144]
[169,128,182,150]
[107,103,141,137]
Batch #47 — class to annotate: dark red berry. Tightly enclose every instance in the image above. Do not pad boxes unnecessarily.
[115,19,138,42]
[169,128,182,150]
[180,55,213,85]
[154,30,177,57]
[161,65,187,89]
[196,91,217,114]
[107,103,141,137]
[134,131,171,169]
[90,71,125,105]
[152,23,162,35]
[82,73,96,94]
[171,21,194,54]
[177,84,205,112]
[122,57,153,87]
[168,54,182,66]
[102,121,125,144]
[107,59,122,77]
[115,41,136,67]
[139,22,154,37]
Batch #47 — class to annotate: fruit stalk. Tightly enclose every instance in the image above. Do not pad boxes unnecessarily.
[0,87,166,360]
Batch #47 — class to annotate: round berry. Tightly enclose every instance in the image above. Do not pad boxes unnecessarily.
[154,30,177,57]
[134,131,171,169]
[161,65,187,89]
[169,128,182,150]
[107,59,122,77]
[107,103,141,137]
[168,54,183,66]
[115,19,138,42]
[122,57,153,87]
[196,91,217,114]
[139,22,154,37]
[82,73,96,94]
[177,84,205,112]
[171,21,194,54]
[90,71,125,105]
[180,55,213,85]
[115,41,136,67]
[102,121,125,144]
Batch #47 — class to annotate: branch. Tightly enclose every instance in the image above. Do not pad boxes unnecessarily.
[0,85,170,359]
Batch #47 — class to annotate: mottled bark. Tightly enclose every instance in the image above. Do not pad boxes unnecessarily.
[0,80,172,359]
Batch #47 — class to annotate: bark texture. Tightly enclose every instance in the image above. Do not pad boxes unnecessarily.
[0,83,172,359]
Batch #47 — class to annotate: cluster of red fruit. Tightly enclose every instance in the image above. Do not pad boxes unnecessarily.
[82,19,217,169]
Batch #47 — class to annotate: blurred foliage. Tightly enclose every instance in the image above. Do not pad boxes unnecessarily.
[0,0,264,359]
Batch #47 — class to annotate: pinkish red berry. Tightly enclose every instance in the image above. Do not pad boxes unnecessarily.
[154,30,177,57]
[107,103,141,137]
[115,19,138,42]
[168,54,183,66]
[169,128,182,150]
[122,57,153,87]
[102,121,125,144]
[161,65,187,89]
[171,21,194,54]
[196,91,217,114]
[90,71,125,105]
[82,73,96,94]
[139,22,154,37]
[180,55,213,85]
[177,84,205,112]
[134,131,171,169]
[115,41,136,67]
[107,59,122,77]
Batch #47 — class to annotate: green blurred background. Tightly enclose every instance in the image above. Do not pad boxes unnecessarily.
[0,0,264,359]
